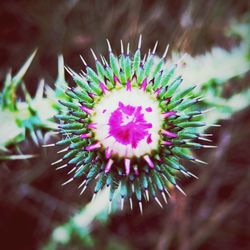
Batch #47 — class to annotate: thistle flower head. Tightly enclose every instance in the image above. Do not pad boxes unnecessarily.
[49,36,214,213]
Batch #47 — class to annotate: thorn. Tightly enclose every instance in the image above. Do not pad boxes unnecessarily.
[132,183,135,193]
[162,44,169,58]
[105,147,113,159]
[165,188,171,197]
[105,159,114,173]
[101,55,106,65]
[64,66,74,76]
[108,200,112,214]
[62,177,74,186]
[120,40,124,54]
[198,137,212,142]
[42,143,55,148]
[67,167,76,175]
[57,147,69,154]
[92,193,96,202]
[121,197,124,210]
[145,189,149,201]
[80,185,87,195]
[56,164,67,170]
[200,133,213,137]
[125,158,131,175]
[80,55,87,66]
[155,197,163,208]
[138,34,142,49]
[161,192,168,204]
[152,41,158,54]
[180,170,189,177]
[78,179,86,189]
[129,198,133,210]
[175,184,187,196]
[51,158,63,166]
[90,48,97,61]
[106,39,112,53]
[139,201,143,215]
[193,158,208,165]
[202,145,218,149]
[208,124,221,128]
[126,43,130,55]
[187,171,199,179]
[143,155,154,168]
[85,142,101,151]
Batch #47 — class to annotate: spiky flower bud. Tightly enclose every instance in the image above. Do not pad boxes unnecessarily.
[49,37,215,213]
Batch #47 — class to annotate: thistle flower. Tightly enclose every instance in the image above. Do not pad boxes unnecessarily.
[45,36,216,213]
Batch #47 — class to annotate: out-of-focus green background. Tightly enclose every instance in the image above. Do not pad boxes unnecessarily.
[0,1,249,250]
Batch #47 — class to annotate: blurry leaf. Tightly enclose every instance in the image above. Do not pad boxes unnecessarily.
[0,110,23,147]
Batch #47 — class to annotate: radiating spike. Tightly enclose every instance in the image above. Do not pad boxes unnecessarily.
[51,158,63,166]
[165,188,171,197]
[67,166,76,175]
[155,197,163,208]
[142,54,146,64]
[175,184,187,196]
[139,201,143,215]
[162,44,169,59]
[108,200,112,214]
[129,198,133,210]
[105,159,114,173]
[120,40,124,54]
[187,171,199,179]
[78,179,86,189]
[193,158,208,165]
[92,193,97,202]
[80,185,87,195]
[100,55,106,65]
[143,155,154,168]
[90,48,97,61]
[106,39,112,52]
[64,66,74,76]
[124,158,131,175]
[161,191,168,204]
[57,147,69,154]
[208,124,221,127]
[42,143,55,148]
[202,145,218,148]
[132,183,135,193]
[105,147,113,159]
[145,189,149,201]
[56,164,68,170]
[61,177,74,186]
[198,137,212,142]
[103,57,109,66]
[152,41,158,54]
[121,197,124,210]
[126,43,130,55]
[180,169,189,177]
[200,133,213,137]
[138,34,142,49]
[85,142,101,151]
[80,55,87,66]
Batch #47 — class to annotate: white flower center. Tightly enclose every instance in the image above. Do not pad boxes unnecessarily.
[92,88,163,158]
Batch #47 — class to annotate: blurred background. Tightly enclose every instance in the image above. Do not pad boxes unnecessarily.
[0,0,250,249]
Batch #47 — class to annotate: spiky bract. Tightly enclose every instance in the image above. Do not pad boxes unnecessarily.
[51,37,213,213]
